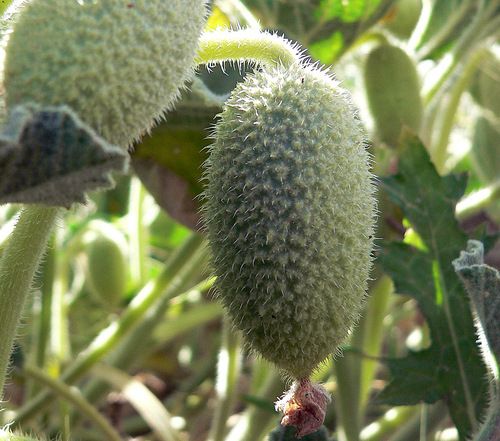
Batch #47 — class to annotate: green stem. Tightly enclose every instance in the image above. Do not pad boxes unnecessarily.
[195,29,300,69]
[79,243,210,406]
[128,177,148,288]
[388,402,448,441]
[22,365,122,441]
[0,205,60,400]
[423,0,499,105]
[415,0,473,60]
[47,228,71,377]
[430,47,489,173]
[334,349,362,441]
[359,275,394,409]
[10,233,205,426]
[208,316,242,441]
[25,236,56,400]
[225,369,284,441]
[455,180,500,221]
[360,406,418,441]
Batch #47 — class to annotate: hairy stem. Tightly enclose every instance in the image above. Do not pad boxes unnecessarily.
[0,205,60,399]
[196,29,301,69]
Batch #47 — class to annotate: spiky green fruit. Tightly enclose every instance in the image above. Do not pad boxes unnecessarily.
[204,63,375,378]
[364,44,422,146]
[3,0,207,147]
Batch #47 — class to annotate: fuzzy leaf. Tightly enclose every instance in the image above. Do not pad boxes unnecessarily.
[377,136,489,440]
[0,104,128,207]
[453,240,500,363]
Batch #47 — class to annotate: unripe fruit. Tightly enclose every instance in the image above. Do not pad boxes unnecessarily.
[384,0,422,39]
[4,0,207,147]
[84,221,128,308]
[364,44,422,146]
[204,63,375,379]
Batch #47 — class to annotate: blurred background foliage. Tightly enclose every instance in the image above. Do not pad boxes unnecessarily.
[1,0,499,441]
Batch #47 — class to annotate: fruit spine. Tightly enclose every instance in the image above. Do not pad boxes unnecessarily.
[3,0,207,147]
[204,62,375,379]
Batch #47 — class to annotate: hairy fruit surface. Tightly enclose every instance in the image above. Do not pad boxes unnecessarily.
[204,63,375,378]
[4,0,207,147]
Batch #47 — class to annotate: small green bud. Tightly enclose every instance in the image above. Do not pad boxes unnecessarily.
[4,0,207,147]
[84,220,128,308]
[364,44,422,146]
[204,62,375,379]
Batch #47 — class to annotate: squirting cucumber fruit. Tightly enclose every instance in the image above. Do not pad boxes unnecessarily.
[4,0,207,147]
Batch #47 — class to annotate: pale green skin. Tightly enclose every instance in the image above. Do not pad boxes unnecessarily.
[204,64,375,378]
[364,45,423,146]
[86,232,128,308]
[4,0,206,147]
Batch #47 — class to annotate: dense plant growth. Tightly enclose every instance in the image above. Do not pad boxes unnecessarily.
[0,1,498,441]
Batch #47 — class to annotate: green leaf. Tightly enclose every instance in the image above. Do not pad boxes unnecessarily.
[453,240,500,364]
[377,136,489,440]
[0,104,128,207]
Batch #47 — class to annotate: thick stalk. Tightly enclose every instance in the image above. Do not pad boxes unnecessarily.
[196,29,300,69]
[0,205,60,399]
[10,233,205,426]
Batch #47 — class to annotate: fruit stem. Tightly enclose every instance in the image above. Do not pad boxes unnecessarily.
[0,205,60,401]
[195,29,301,69]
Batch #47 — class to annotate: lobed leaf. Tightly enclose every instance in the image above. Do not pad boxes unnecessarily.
[377,136,489,439]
